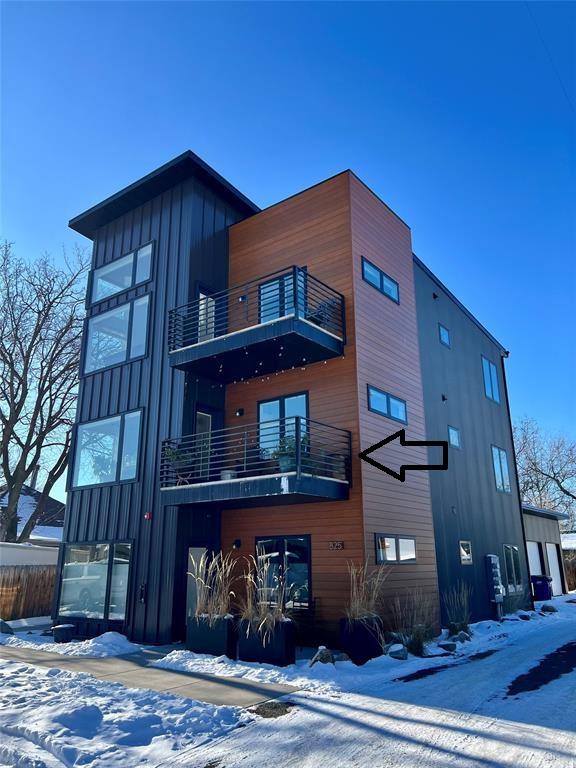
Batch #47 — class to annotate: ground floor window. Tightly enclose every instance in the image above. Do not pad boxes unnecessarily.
[503,544,523,593]
[375,534,417,563]
[58,541,132,620]
[255,535,311,609]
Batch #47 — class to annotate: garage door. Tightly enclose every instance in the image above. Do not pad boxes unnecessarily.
[526,540,543,576]
[545,542,563,596]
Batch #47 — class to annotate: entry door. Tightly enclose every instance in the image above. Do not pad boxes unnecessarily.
[526,541,543,576]
[186,547,207,621]
[545,543,563,596]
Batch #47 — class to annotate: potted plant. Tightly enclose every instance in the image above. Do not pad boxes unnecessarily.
[272,435,298,473]
[237,555,296,666]
[186,551,237,658]
[163,445,197,485]
[339,561,388,665]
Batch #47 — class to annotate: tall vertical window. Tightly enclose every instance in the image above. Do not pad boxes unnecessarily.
[361,257,399,303]
[91,243,153,303]
[72,411,142,488]
[197,293,216,342]
[258,393,308,458]
[482,356,500,403]
[448,426,461,448]
[258,270,306,324]
[503,544,523,592]
[491,445,511,493]
[85,295,150,373]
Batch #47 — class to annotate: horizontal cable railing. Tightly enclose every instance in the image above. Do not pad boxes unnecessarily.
[168,266,345,352]
[160,416,352,488]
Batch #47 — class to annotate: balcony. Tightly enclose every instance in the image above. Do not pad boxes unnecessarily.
[167,266,345,381]
[159,416,352,507]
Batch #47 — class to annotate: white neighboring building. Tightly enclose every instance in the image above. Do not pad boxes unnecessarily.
[0,541,59,566]
[562,532,576,553]
[0,476,65,546]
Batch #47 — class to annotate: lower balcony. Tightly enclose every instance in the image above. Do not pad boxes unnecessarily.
[159,416,352,507]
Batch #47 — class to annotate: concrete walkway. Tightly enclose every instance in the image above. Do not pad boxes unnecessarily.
[0,643,296,707]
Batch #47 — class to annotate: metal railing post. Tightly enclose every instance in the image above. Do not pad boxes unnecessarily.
[292,266,300,319]
[295,416,302,478]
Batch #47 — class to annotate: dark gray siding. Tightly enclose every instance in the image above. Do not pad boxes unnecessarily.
[59,176,248,643]
[414,261,531,621]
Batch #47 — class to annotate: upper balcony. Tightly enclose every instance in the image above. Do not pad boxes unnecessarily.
[159,416,352,508]
[167,266,345,381]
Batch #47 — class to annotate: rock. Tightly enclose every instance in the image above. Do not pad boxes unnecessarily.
[388,643,408,660]
[309,646,335,667]
[456,631,471,643]
[0,619,13,635]
[438,641,457,653]
[517,612,531,621]
[540,603,558,613]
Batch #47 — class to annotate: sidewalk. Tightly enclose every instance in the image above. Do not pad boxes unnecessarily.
[0,643,296,707]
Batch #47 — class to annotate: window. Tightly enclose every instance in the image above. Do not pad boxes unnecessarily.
[361,257,399,303]
[482,356,500,403]
[255,536,311,608]
[72,411,142,488]
[85,295,149,373]
[439,324,451,347]
[375,534,416,563]
[258,393,308,458]
[448,426,461,448]
[259,270,306,324]
[367,385,407,424]
[459,540,473,564]
[91,243,152,303]
[58,542,132,620]
[503,544,523,593]
[197,292,216,342]
[492,445,511,493]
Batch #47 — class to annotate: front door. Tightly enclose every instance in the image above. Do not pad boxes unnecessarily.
[546,543,563,596]
[186,546,207,622]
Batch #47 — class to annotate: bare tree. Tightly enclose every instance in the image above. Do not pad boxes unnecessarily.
[513,416,576,531]
[0,241,88,542]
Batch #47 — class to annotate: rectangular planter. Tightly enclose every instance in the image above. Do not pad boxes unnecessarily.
[186,615,237,659]
[237,619,295,666]
[339,616,384,665]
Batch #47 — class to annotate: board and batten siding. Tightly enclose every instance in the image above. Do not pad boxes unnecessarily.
[413,260,530,621]
[350,175,440,616]
[61,177,247,643]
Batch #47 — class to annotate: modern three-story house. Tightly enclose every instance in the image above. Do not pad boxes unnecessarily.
[54,151,530,644]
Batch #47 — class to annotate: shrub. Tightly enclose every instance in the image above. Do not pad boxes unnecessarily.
[187,551,237,625]
[343,561,389,646]
[443,580,473,636]
[238,551,290,646]
[386,587,437,656]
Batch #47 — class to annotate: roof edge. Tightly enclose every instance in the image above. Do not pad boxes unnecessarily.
[522,503,569,521]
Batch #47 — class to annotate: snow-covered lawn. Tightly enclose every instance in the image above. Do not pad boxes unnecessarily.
[0,598,575,767]
[0,662,249,767]
[0,631,141,658]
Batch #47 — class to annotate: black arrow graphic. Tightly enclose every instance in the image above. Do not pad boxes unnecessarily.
[358,429,448,482]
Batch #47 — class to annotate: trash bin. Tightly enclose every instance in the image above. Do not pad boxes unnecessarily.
[52,624,75,643]
[530,575,553,601]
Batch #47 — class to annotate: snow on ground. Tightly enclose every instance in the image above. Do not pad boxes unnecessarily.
[0,631,141,658]
[153,599,576,696]
[0,661,249,768]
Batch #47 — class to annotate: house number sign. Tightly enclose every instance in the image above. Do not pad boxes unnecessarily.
[328,541,344,550]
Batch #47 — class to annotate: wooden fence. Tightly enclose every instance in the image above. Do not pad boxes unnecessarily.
[0,565,57,621]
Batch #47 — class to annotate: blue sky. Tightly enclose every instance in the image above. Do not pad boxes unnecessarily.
[2,1,575,459]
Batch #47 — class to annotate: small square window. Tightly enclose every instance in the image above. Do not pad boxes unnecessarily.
[448,426,460,448]
[460,540,473,564]
[398,538,416,562]
[389,396,407,423]
[376,536,397,562]
[362,258,381,289]
[439,324,451,347]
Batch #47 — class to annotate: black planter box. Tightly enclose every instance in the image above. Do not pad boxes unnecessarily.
[237,619,295,666]
[52,624,75,643]
[339,617,384,665]
[186,615,237,659]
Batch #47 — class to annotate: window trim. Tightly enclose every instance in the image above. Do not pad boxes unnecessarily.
[374,533,417,564]
[367,384,408,424]
[56,539,134,623]
[448,425,461,449]
[438,323,451,348]
[361,256,400,304]
[481,355,500,404]
[503,544,523,593]
[82,293,152,376]
[491,444,511,493]
[69,408,144,491]
[89,241,154,307]
[254,534,312,610]
[459,540,473,565]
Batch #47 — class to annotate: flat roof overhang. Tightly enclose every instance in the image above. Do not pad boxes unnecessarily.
[168,316,344,381]
[69,151,259,239]
[160,472,349,508]
[522,504,569,522]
